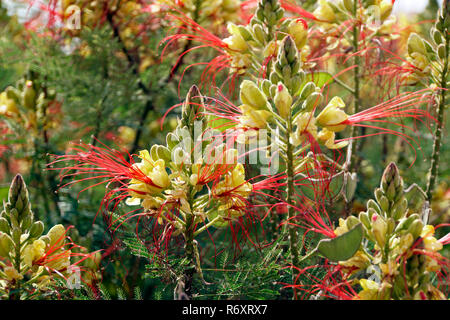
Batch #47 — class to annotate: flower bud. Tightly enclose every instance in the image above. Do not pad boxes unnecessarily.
[0,232,13,257]
[407,33,427,56]
[299,82,316,100]
[302,92,322,112]
[438,43,447,60]
[274,82,292,119]
[359,211,371,230]
[380,0,393,21]
[0,217,10,234]
[23,80,36,110]
[408,219,424,239]
[288,19,308,50]
[392,198,408,220]
[30,221,44,238]
[372,214,387,247]
[240,80,268,110]
[395,213,420,232]
[252,24,266,44]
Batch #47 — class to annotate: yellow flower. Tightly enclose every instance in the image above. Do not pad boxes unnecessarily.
[420,225,444,272]
[45,249,71,271]
[408,52,430,74]
[4,266,23,281]
[316,97,348,132]
[357,279,380,300]
[339,250,371,273]
[392,233,414,256]
[223,23,248,52]
[317,128,348,149]
[292,112,318,146]
[212,163,252,219]
[22,239,46,267]
[334,218,348,236]
[239,104,272,129]
[47,224,66,246]
[0,92,19,117]
[128,150,170,205]
[380,260,398,277]
[314,0,336,23]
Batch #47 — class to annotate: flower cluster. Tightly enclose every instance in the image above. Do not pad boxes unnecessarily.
[402,6,449,86]
[331,163,449,300]
[0,76,61,135]
[0,175,100,299]
[159,0,242,28]
[314,0,395,34]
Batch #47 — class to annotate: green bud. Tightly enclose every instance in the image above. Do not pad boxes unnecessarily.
[379,195,390,214]
[299,82,316,100]
[392,197,408,220]
[438,43,447,60]
[182,85,204,128]
[240,80,268,110]
[0,232,13,257]
[23,80,36,110]
[252,24,266,44]
[0,217,10,233]
[256,7,264,21]
[367,199,381,214]
[302,92,322,112]
[408,219,424,239]
[387,217,395,235]
[5,86,20,102]
[261,79,271,97]
[157,146,172,163]
[432,28,444,45]
[359,211,371,230]
[21,214,32,232]
[166,132,179,150]
[274,82,292,119]
[270,71,282,85]
[395,213,420,232]
[12,226,21,244]
[29,221,44,238]
[237,26,253,41]
[346,215,360,230]
[408,33,427,56]
[343,0,354,12]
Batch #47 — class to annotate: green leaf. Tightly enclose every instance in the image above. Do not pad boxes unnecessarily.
[404,183,427,213]
[317,223,363,262]
[305,71,334,89]
[208,115,235,132]
[0,186,9,203]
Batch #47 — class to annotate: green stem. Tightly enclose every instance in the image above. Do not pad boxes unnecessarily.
[426,19,448,201]
[183,208,195,299]
[344,4,361,214]
[285,112,301,298]
[349,4,361,172]
[10,237,21,300]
